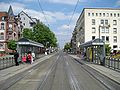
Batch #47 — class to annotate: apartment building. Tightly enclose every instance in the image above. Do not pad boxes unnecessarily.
[0,12,7,51]
[73,8,120,52]
[0,6,21,52]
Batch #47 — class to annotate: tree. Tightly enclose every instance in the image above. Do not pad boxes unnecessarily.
[23,28,33,40]
[7,40,17,50]
[22,23,57,48]
[105,44,111,56]
[64,43,71,52]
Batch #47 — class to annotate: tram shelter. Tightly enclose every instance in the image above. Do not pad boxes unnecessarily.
[80,38,105,66]
[17,38,45,60]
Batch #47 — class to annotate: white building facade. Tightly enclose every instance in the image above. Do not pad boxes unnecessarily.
[76,8,120,52]
[19,11,36,29]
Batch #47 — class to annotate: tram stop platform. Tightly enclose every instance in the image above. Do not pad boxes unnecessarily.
[70,55,120,85]
[0,54,54,82]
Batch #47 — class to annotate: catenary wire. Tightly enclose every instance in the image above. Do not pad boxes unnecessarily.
[68,0,80,26]
[37,0,50,27]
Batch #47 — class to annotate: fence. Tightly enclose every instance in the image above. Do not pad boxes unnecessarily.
[0,57,15,70]
[105,57,120,71]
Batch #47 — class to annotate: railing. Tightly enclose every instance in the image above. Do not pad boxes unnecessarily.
[0,57,15,70]
[105,57,120,71]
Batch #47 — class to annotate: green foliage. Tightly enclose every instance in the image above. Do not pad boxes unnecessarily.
[64,43,71,51]
[7,40,17,50]
[105,44,111,56]
[23,28,33,39]
[22,23,57,47]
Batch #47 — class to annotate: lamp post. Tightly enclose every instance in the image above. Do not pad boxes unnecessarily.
[98,24,110,66]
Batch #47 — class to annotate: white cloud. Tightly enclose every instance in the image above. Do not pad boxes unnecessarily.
[0,2,80,48]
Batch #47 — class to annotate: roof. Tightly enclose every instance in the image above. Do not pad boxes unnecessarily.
[8,5,14,16]
[17,38,44,47]
[18,11,35,23]
[84,8,120,10]
[80,38,104,47]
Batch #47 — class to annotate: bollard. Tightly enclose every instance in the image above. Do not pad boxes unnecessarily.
[114,59,116,69]
[2,58,5,69]
[118,59,120,70]
[0,58,1,70]
[6,57,8,68]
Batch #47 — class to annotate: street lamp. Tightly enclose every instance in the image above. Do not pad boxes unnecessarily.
[98,24,110,66]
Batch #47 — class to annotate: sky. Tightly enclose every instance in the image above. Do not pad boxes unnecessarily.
[0,0,120,48]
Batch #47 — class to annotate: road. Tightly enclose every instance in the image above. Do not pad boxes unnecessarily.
[0,51,119,90]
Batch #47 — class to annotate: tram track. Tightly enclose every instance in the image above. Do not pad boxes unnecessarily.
[36,55,60,90]
[69,55,120,90]
[1,52,119,90]
[0,54,58,90]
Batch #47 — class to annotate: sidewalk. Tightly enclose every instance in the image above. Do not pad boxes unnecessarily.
[70,55,120,84]
[0,53,55,82]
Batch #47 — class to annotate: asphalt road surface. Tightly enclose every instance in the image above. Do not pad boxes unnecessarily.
[0,51,120,90]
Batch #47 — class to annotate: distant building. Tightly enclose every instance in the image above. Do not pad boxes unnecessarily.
[0,6,21,53]
[18,11,37,29]
[72,8,120,53]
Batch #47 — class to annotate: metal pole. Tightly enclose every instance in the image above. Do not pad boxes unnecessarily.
[99,26,100,40]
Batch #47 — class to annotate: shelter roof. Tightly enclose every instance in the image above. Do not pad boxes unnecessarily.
[17,38,44,47]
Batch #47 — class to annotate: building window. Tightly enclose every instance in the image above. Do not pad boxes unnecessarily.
[1,23,4,30]
[113,28,117,34]
[88,13,90,16]
[1,17,5,21]
[21,13,23,15]
[113,45,117,49]
[92,13,94,16]
[110,13,112,17]
[92,27,96,33]
[101,19,104,24]
[103,13,105,16]
[113,20,117,25]
[113,36,117,43]
[102,36,105,41]
[23,23,25,26]
[107,13,109,17]
[96,13,98,16]
[99,13,102,16]
[106,27,109,33]
[92,19,95,25]
[105,20,108,25]
[92,36,95,40]
[118,13,120,17]
[106,36,109,42]
[114,13,116,17]
[0,33,4,40]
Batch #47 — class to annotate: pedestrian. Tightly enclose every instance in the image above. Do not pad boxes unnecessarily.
[27,52,32,64]
[32,52,35,61]
[14,50,19,66]
[22,54,27,63]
